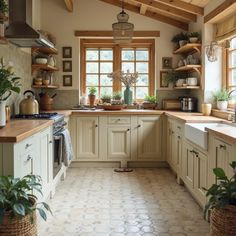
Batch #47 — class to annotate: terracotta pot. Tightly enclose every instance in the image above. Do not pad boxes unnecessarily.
[88,94,96,107]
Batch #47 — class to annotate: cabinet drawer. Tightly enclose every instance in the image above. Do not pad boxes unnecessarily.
[108,116,131,124]
[174,122,184,134]
[19,135,36,153]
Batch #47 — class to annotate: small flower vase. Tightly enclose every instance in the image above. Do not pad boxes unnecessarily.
[124,86,132,105]
[0,100,6,128]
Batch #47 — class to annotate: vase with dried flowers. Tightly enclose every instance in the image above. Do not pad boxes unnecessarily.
[108,70,138,105]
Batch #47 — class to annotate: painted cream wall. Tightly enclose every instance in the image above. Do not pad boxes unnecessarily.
[40,0,181,94]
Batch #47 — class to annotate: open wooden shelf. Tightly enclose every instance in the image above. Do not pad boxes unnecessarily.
[175,65,201,71]
[174,43,201,54]
[32,84,59,89]
[32,64,59,72]
[32,47,58,55]
[174,86,200,89]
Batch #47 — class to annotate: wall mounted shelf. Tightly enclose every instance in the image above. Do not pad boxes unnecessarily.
[174,43,201,55]
[32,47,58,55]
[174,86,200,89]
[32,85,59,89]
[32,64,59,73]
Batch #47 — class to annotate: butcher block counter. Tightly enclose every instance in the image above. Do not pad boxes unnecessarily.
[0,119,53,143]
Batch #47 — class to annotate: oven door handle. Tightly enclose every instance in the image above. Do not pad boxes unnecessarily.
[54,135,62,140]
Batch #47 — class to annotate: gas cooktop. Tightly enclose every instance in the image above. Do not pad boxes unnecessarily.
[14,113,64,122]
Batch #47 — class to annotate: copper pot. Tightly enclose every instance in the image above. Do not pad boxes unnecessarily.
[40,93,56,111]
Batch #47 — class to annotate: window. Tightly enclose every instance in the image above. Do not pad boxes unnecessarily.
[80,39,155,100]
[227,37,236,107]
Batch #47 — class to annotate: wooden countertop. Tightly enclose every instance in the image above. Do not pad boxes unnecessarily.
[0,119,53,143]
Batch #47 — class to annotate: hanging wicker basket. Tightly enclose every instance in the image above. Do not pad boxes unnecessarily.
[0,210,37,236]
[210,205,236,236]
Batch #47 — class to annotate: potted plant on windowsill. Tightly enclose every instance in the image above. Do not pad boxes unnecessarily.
[88,87,97,107]
[213,89,234,110]
[204,162,236,236]
[0,175,52,235]
[142,95,158,109]
[100,93,111,104]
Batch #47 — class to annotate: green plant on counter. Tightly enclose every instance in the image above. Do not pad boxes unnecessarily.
[213,89,234,101]
[0,57,21,101]
[188,32,200,38]
[113,92,122,100]
[0,175,52,223]
[144,95,158,104]
[88,87,97,96]
[171,32,188,44]
[204,162,236,216]
[0,0,8,16]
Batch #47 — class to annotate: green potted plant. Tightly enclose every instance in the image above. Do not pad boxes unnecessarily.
[188,32,200,43]
[88,87,97,107]
[112,92,122,105]
[0,0,8,19]
[164,70,180,87]
[171,32,188,48]
[0,57,21,127]
[142,95,158,109]
[100,93,111,104]
[213,89,234,110]
[204,162,236,235]
[0,175,52,235]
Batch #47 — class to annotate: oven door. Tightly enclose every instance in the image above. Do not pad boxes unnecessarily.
[53,134,63,178]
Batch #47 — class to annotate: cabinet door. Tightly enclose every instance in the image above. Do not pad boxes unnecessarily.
[107,126,131,159]
[194,150,207,206]
[173,133,182,174]
[166,119,173,165]
[40,127,53,198]
[76,117,99,159]
[183,142,194,189]
[137,116,161,160]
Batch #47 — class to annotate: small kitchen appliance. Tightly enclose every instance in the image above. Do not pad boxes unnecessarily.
[180,97,197,112]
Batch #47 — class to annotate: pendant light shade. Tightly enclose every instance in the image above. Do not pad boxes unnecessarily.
[112,1,134,44]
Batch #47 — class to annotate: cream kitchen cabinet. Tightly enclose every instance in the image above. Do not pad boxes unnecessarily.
[137,116,161,160]
[208,135,235,187]
[182,140,207,207]
[76,116,99,160]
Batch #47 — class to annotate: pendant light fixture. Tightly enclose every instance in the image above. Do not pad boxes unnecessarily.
[112,0,134,44]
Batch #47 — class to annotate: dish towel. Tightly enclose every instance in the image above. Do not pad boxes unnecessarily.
[60,128,73,166]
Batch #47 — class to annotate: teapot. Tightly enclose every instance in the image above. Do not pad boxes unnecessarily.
[20,90,39,115]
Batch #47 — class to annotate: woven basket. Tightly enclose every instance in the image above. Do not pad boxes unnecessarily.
[210,205,236,236]
[0,211,37,236]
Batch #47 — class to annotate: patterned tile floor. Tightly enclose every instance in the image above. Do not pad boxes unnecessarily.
[38,168,210,236]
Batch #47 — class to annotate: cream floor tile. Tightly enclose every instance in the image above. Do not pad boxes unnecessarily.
[38,168,209,236]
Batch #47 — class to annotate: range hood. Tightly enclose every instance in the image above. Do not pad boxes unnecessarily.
[5,0,55,48]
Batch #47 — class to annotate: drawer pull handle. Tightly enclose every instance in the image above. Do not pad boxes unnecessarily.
[118,119,121,121]
[49,141,53,144]
[190,150,194,153]
[27,155,33,161]
[95,124,98,128]
[177,136,181,139]
[137,125,141,128]
[25,143,32,149]
[127,128,130,132]
[219,144,226,149]
[177,126,181,129]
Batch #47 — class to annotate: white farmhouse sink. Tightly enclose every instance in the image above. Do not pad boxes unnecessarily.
[184,123,227,150]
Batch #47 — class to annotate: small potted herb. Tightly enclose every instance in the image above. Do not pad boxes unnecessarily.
[204,162,236,235]
[0,175,52,235]
[164,70,180,87]
[88,87,97,107]
[100,93,111,104]
[188,32,200,43]
[142,95,158,109]
[213,89,234,110]
[171,32,188,48]
[112,92,122,105]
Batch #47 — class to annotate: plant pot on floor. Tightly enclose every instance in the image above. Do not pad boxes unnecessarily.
[216,101,228,110]
[88,94,96,107]
[210,205,236,236]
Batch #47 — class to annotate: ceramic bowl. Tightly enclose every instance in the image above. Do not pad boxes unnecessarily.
[186,77,198,86]
[35,58,48,64]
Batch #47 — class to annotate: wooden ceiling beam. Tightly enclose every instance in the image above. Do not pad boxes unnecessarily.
[74,30,160,37]
[64,0,73,12]
[140,4,148,15]
[134,0,197,22]
[155,0,204,16]
[99,0,188,30]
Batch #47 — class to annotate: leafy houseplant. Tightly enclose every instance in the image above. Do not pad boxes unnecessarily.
[213,89,234,110]
[142,95,158,109]
[204,162,236,235]
[0,0,8,17]
[112,92,122,105]
[100,93,111,104]
[88,87,97,107]
[164,70,180,86]
[188,32,200,43]
[0,57,21,127]
[171,32,188,48]
[0,175,52,235]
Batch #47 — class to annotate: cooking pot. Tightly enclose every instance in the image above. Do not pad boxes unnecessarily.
[20,90,39,115]
[180,97,197,112]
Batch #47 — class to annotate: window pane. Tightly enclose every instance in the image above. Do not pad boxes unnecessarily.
[122,50,135,61]
[100,74,112,86]
[100,87,112,95]
[100,50,113,60]
[100,62,113,73]
[86,62,98,73]
[122,62,134,73]
[136,50,149,61]
[136,62,148,73]
[86,49,98,61]
[232,69,236,85]
[86,75,99,86]
[136,87,148,99]
[136,74,148,86]
[232,38,236,49]
[231,51,236,67]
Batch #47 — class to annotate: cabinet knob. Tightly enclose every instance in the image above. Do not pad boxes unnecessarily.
[127,128,130,132]
[137,124,141,128]
[95,124,98,128]
[27,155,33,161]
[25,143,32,149]
[190,150,194,153]
[177,126,181,129]
[49,141,53,144]
[219,144,226,149]
[177,135,181,139]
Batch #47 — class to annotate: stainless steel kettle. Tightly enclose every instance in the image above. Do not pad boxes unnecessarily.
[20,90,39,115]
